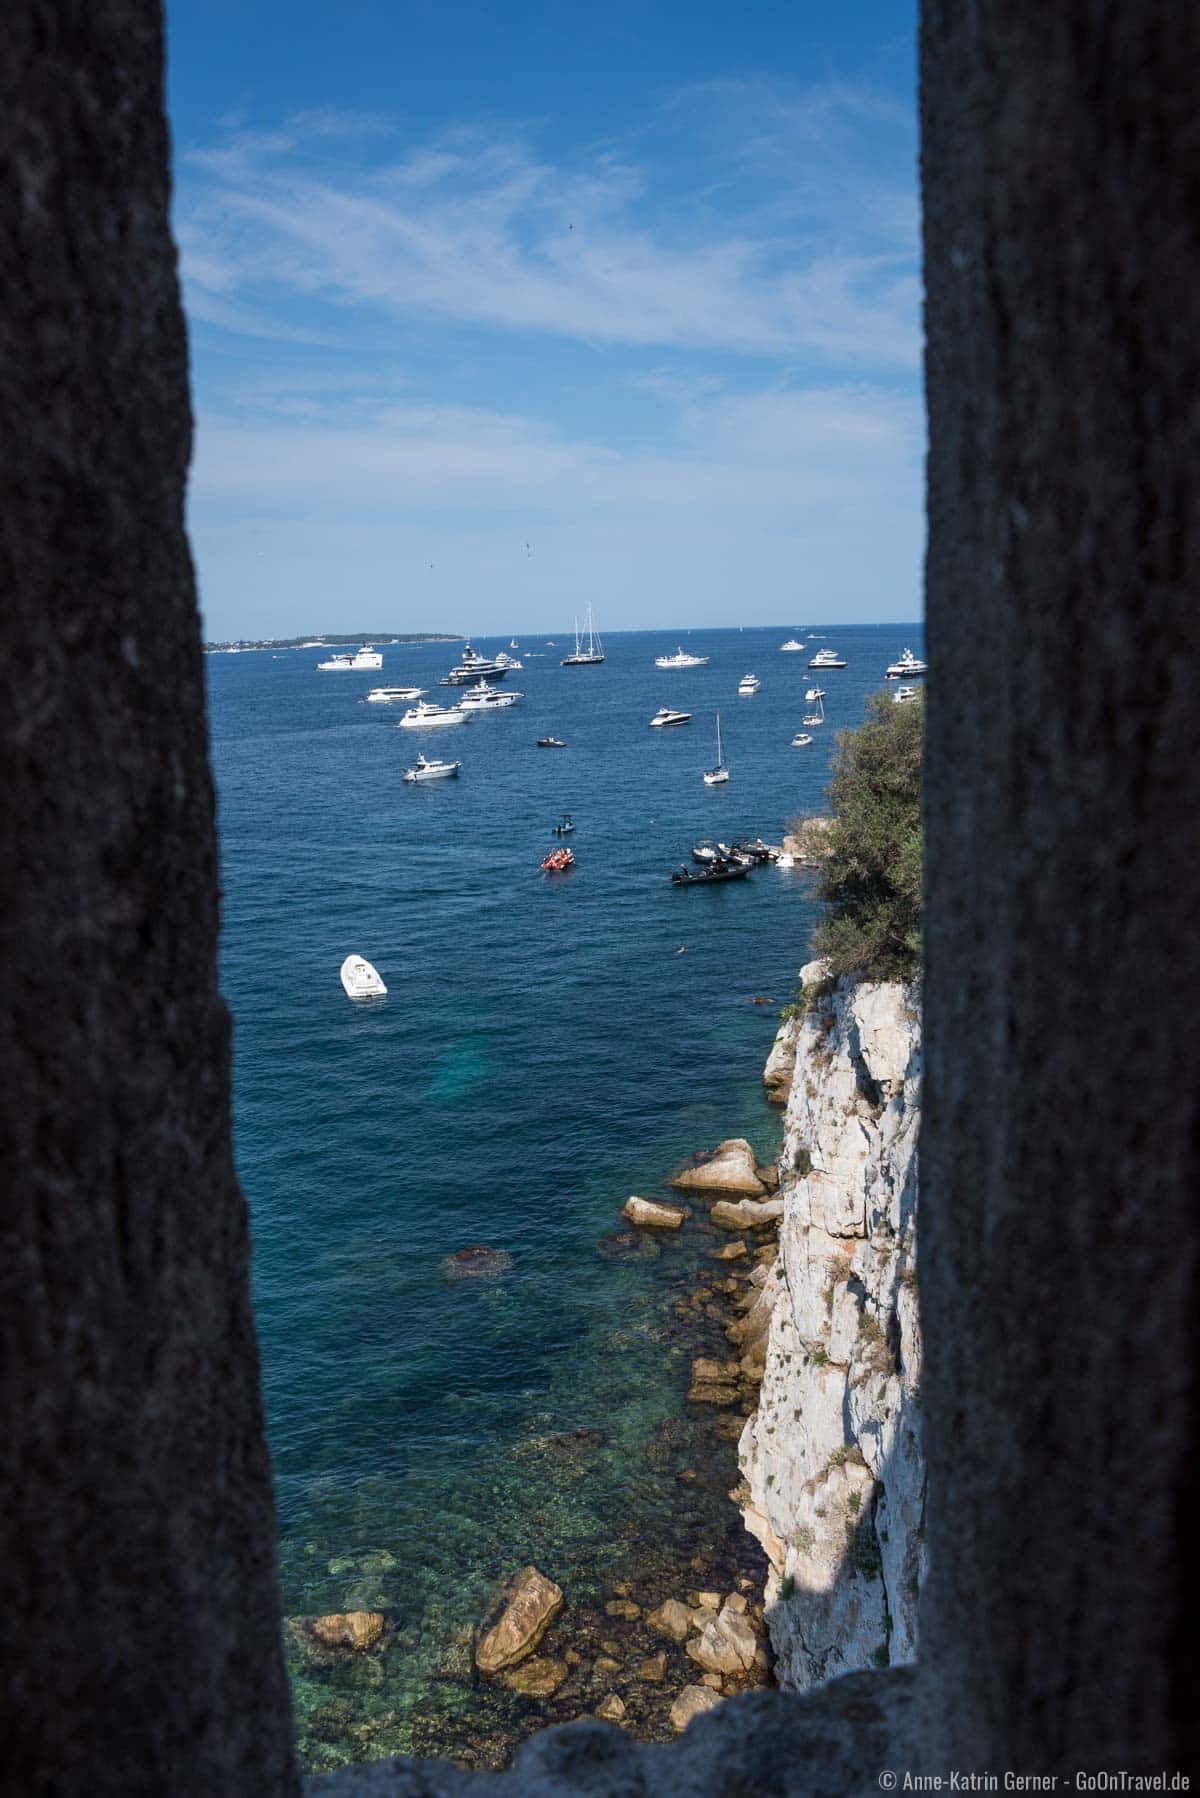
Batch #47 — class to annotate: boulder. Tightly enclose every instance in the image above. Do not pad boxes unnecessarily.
[595,1693,626,1722]
[622,1196,687,1230]
[670,1139,765,1197]
[636,1651,668,1681]
[646,1598,693,1642]
[691,1357,741,1385]
[684,1605,758,1675]
[686,1381,739,1407]
[500,1655,568,1698]
[755,1164,780,1192]
[669,1685,722,1732]
[708,1241,748,1261]
[441,1245,513,1281]
[710,1197,784,1231]
[475,1566,564,1674]
[307,1612,385,1653]
[604,1598,640,1620]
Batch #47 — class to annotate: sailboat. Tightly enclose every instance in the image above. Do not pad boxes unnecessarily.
[703,714,730,784]
[802,686,825,727]
[560,603,604,666]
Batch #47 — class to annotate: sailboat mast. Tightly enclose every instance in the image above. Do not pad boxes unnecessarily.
[716,712,722,766]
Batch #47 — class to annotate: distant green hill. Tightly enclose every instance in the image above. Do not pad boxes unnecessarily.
[204,632,461,652]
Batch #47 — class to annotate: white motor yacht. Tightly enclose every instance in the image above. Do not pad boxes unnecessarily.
[650,707,692,727]
[403,753,461,782]
[655,647,710,668]
[792,732,814,747]
[892,684,921,705]
[738,674,761,694]
[317,644,383,670]
[808,648,847,669]
[397,701,468,728]
[340,954,387,999]
[366,685,424,703]
[885,646,928,679]
[441,643,510,684]
[494,651,523,670]
[457,681,522,710]
[780,638,805,652]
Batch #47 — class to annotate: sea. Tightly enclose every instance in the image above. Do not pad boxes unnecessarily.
[207,620,922,1769]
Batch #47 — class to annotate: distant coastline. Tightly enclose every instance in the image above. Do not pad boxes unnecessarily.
[205,631,461,654]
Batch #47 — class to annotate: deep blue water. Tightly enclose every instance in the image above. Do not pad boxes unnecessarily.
[207,620,920,1764]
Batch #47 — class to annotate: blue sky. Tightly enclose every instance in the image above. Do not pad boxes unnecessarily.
[167,1,921,640]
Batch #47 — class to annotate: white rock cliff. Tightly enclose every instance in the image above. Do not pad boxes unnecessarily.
[739,972,924,1688]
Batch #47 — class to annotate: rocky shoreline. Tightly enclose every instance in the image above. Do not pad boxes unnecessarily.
[285,1129,790,1773]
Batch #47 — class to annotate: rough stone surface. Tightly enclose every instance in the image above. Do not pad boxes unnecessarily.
[645,1599,693,1643]
[762,1021,798,1104]
[670,1139,765,1196]
[740,980,925,1688]
[668,1685,723,1732]
[710,1197,783,1231]
[475,1567,564,1674]
[0,7,298,1792]
[622,1197,686,1230]
[500,1657,568,1699]
[920,0,1200,1770]
[308,1614,385,1654]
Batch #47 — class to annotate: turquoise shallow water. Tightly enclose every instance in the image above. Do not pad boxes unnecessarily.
[208,621,920,1767]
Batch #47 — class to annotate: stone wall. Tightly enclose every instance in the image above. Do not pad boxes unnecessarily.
[0,4,298,1791]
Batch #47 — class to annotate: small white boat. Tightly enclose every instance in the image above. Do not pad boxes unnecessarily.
[403,753,461,782]
[318,644,383,670]
[655,647,710,668]
[397,701,468,728]
[366,685,424,703]
[892,684,921,705]
[780,638,805,652]
[738,674,760,694]
[885,646,927,679]
[792,732,814,747]
[340,954,387,999]
[776,852,796,869]
[509,638,520,649]
[809,648,847,669]
[650,706,692,728]
[703,714,730,784]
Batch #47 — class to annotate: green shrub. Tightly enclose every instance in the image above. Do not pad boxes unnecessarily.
[779,1573,796,1599]
[812,689,923,980]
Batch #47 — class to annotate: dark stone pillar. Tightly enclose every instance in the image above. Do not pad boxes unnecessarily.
[920,0,1200,1773]
[0,4,298,1790]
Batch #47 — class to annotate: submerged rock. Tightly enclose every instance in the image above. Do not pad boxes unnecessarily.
[307,1612,385,1653]
[441,1245,513,1281]
[686,1381,739,1407]
[708,1241,748,1261]
[595,1693,626,1722]
[670,1138,766,1197]
[500,1655,568,1698]
[622,1196,687,1229]
[669,1684,722,1731]
[475,1566,563,1674]
[597,1230,649,1260]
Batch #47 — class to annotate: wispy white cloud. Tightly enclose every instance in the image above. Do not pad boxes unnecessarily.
[176,86,919,365]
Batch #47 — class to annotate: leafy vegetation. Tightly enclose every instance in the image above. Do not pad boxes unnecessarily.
[811,689,924,980]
